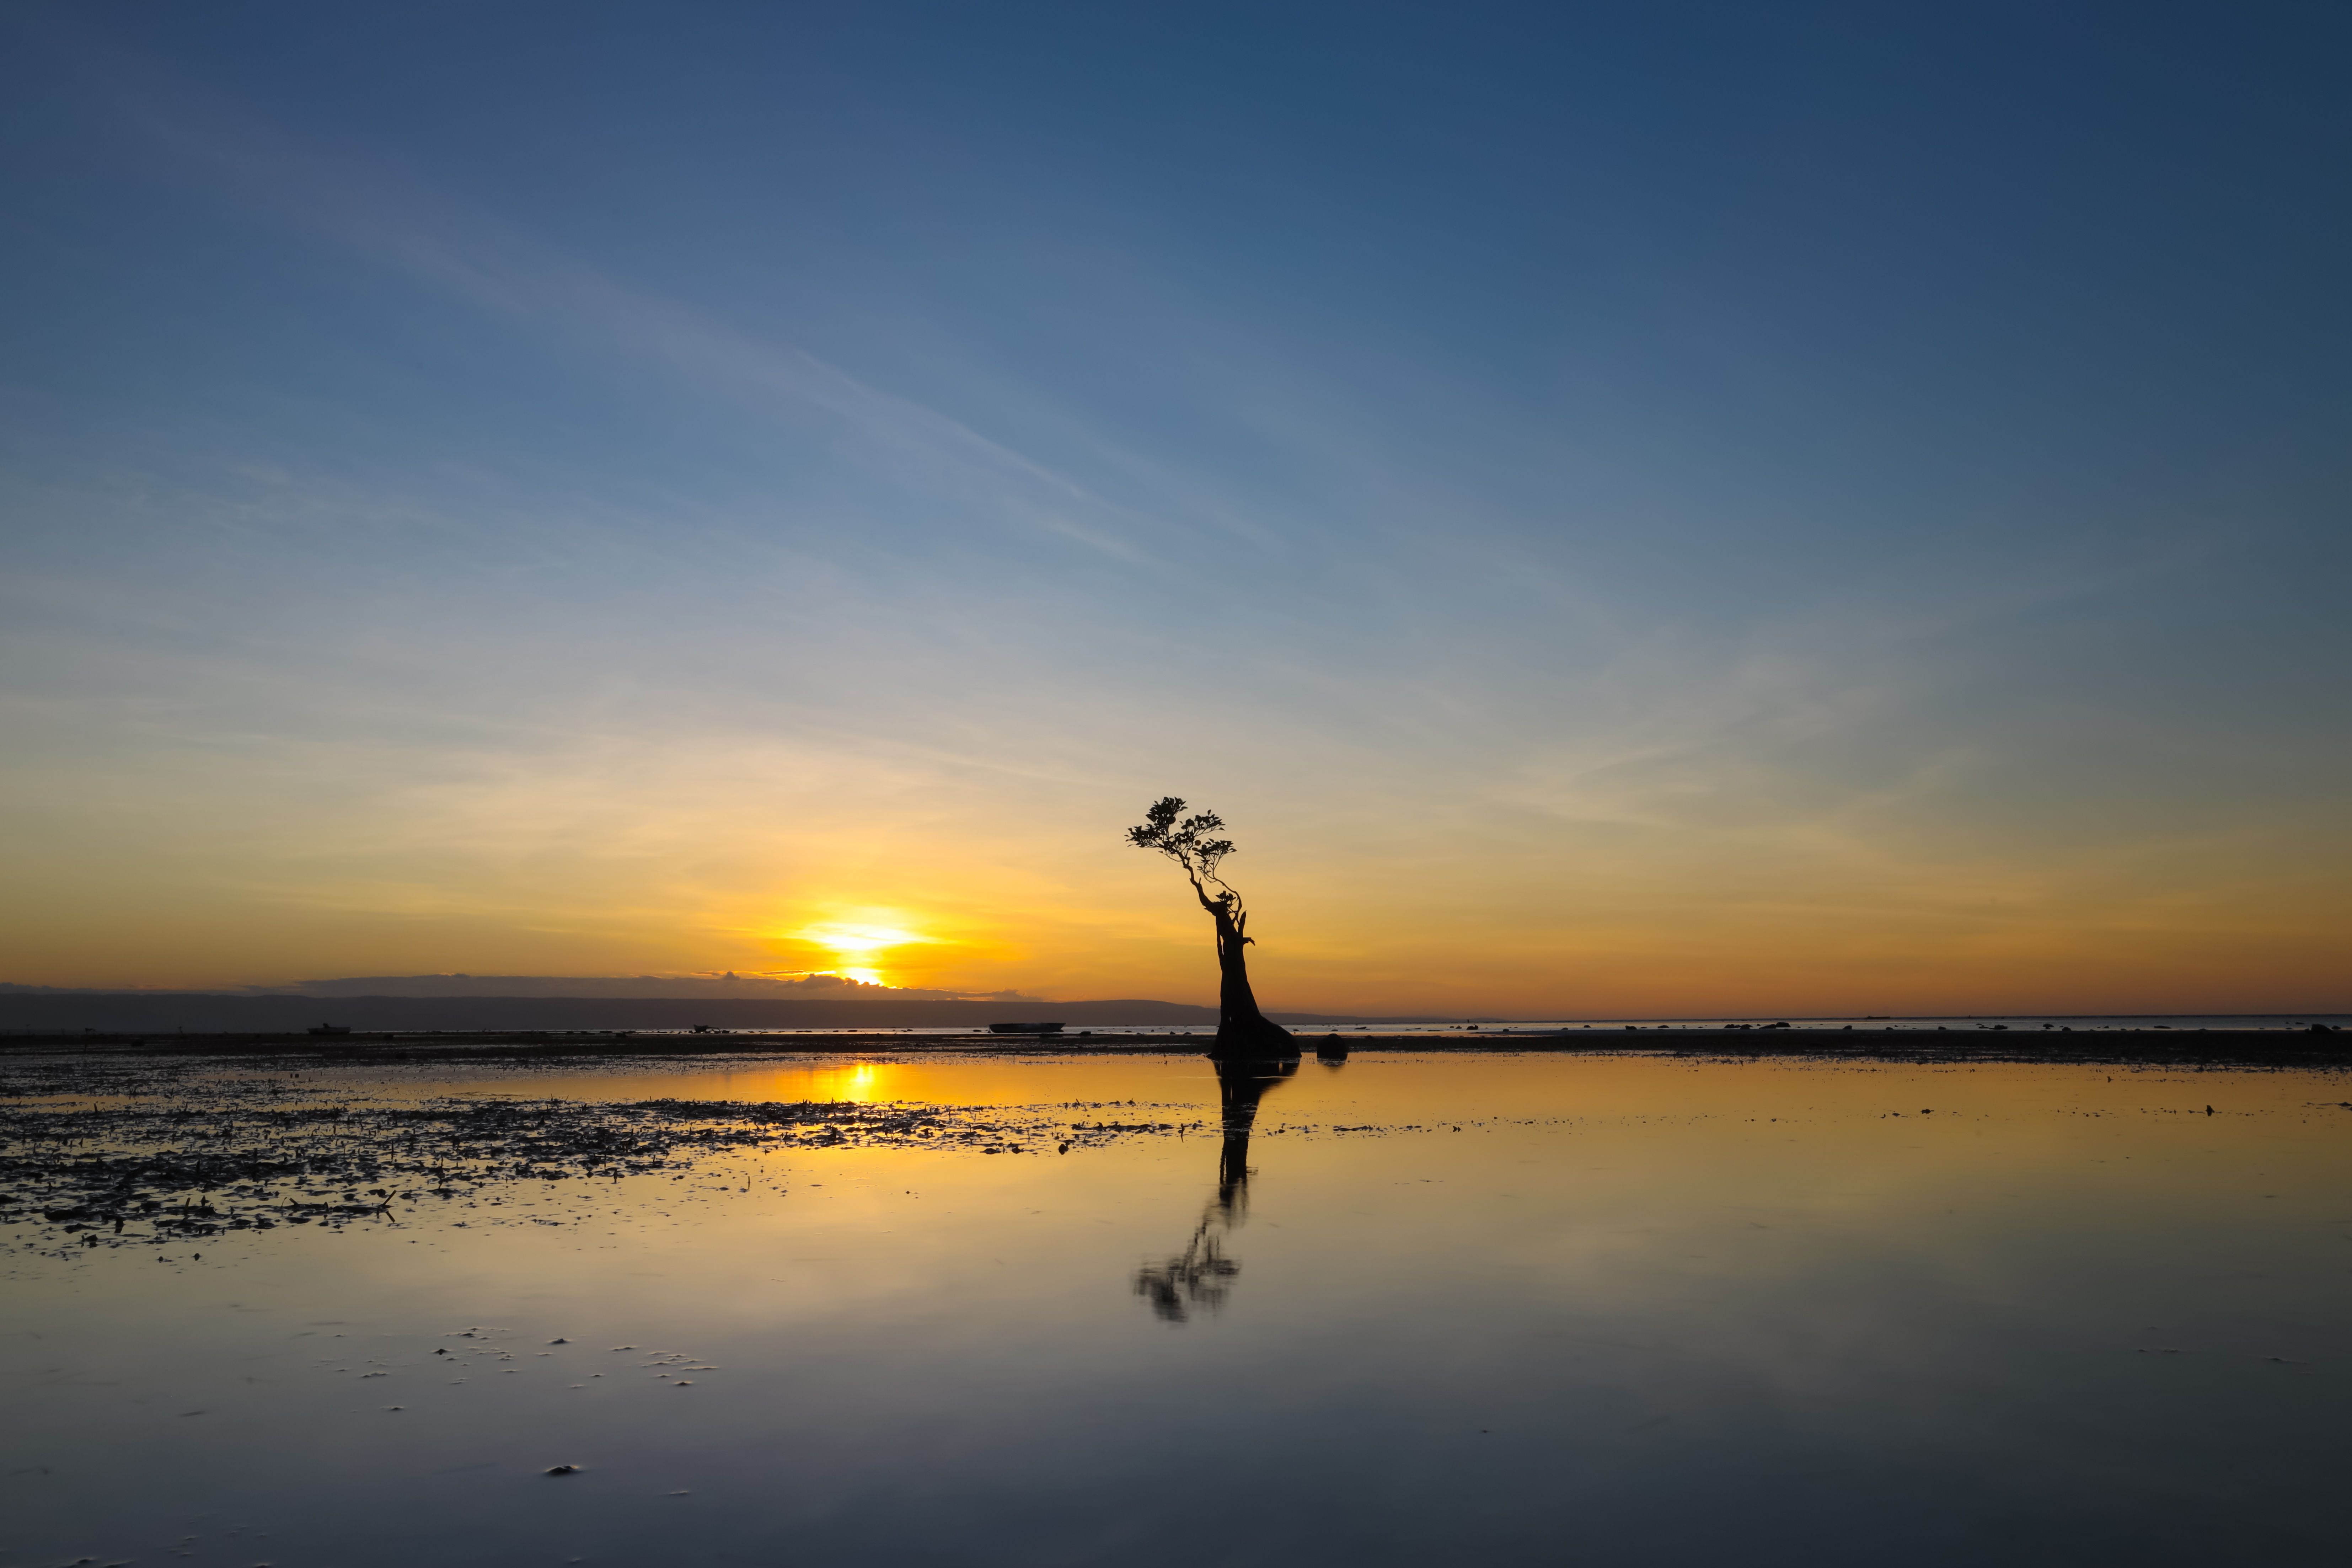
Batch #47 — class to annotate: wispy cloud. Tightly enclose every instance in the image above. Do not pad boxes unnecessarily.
[101,60,1186,572]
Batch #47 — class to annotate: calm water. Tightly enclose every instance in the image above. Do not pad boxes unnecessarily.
[5,1050,2349,1566]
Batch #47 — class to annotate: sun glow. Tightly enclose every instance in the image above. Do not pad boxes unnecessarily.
[800,923,925,956]
[785,920,933,987]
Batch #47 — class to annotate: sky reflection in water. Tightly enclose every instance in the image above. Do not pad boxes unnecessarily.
[4,1051,2347,1566]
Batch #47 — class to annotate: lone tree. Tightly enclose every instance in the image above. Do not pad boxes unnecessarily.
[1127,797,1295,1058]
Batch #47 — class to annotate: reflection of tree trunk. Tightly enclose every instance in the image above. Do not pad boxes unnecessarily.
[1214,1054,1295,1216]
[1134,1056,1297,1322]
[1209,901,1294,1058]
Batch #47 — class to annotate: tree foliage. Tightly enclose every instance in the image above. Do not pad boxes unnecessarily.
[1125,796,1239,905]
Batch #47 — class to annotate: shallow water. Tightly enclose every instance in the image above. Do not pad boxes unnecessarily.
[5,1051,2349,1567]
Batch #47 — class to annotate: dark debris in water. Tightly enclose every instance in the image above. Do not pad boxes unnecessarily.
[0,1053,1204,1257]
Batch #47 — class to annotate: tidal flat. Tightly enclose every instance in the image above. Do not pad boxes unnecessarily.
[4,1045,2348,1567]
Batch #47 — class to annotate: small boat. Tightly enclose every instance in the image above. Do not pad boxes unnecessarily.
[306,1023,352,1037]
[986,1021,1066,1035]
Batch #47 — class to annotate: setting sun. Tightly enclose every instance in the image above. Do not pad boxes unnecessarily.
[799,923,924,955]
[787,921,932,985]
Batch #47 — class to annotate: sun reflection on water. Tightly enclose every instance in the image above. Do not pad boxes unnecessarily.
[805,1062,894,1103]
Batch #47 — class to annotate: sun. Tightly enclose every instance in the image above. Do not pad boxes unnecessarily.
[800,922,923,956]
[788,920,932,986]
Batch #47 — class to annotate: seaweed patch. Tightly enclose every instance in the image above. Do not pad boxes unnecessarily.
[0,1053,1202,1258]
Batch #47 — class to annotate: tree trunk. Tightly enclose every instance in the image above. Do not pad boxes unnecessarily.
[1210,904,1295,1058]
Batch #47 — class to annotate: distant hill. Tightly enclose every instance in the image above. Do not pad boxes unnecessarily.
[0,992,1222,1033]
[248,973,1025,1001]
[0,990,1484,1034]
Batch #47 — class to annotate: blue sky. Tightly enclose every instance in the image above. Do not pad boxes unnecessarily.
[3,2,2347,1010]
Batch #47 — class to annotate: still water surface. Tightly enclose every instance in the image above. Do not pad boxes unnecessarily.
[5,1051,2347,1566]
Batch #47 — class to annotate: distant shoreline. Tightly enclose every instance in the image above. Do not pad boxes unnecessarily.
[2,990,2342,1035]
[4,1027,2344,1067]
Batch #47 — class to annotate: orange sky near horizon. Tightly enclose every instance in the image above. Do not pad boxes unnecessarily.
[6,733,2345,1015]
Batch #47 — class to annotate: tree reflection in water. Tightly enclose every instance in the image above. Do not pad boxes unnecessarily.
[1134,1044,1345,1322]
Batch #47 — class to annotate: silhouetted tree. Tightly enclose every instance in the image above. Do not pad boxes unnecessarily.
[1126,797,1296,1058]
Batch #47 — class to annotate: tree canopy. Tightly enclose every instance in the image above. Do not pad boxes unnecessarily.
[1125,797,1238,904]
